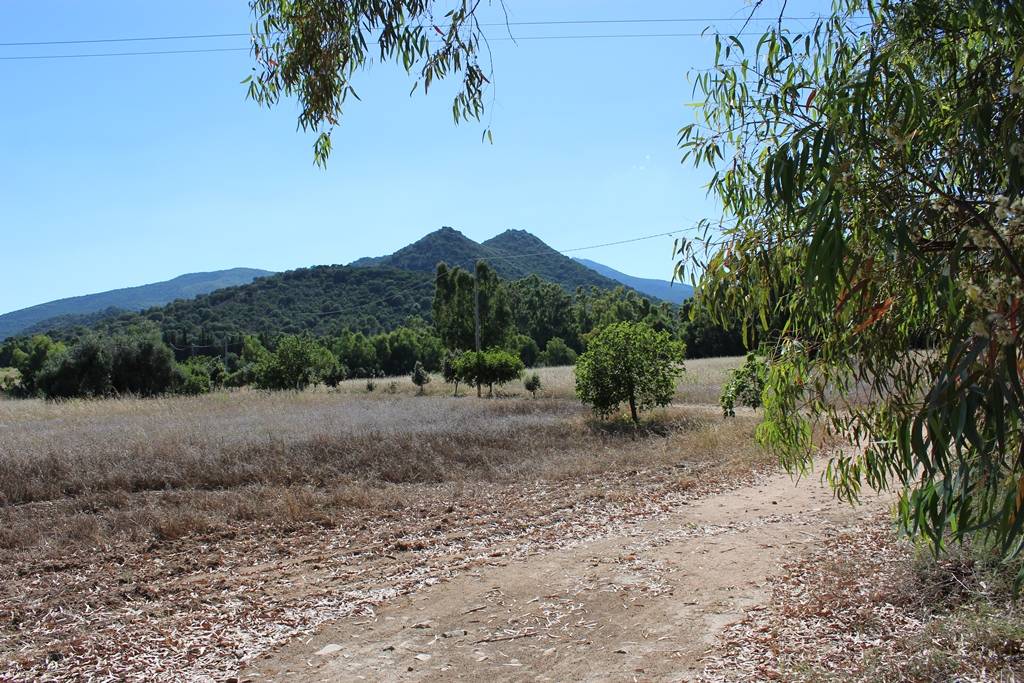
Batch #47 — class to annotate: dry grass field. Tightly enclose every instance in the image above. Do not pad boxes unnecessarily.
[1,357,774,679]
[3,356,1020,681]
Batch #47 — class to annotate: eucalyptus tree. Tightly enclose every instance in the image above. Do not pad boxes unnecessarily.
[677,0,1024,558]
[247,0,493,165]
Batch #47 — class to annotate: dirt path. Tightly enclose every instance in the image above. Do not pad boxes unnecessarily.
[242,468,890,682]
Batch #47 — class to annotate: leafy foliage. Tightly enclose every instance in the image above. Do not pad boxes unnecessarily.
[410,360,431,394]
[255,335,337,391]
[575,322,686,424]
[536,337,578,367]
[524,372,541,398]
[452,349,524,397]
[720,353,768,417]
[677,0,1024,558]
[248,2,491,166]
[432,261,512,351]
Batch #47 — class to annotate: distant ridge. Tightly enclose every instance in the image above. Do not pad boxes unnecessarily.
[14,228,679,345]
[351,226,620,292]
[0,268,272,340]
[573,258,693,304]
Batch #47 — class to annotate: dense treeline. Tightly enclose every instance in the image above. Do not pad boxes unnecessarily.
[1,261,744,399]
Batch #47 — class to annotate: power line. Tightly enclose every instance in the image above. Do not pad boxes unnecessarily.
[0,47,249,61]
[0,16,830,48]
[0,30,794,61]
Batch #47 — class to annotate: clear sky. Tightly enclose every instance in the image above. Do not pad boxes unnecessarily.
[0,0,829,315]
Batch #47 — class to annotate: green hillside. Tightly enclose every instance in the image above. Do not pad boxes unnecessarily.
[26,229,643,347]
[352,227,620,291]
[37,266,434,345]
[0,268,272,340]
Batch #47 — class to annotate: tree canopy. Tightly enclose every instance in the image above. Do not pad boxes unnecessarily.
[677,0,1024,558]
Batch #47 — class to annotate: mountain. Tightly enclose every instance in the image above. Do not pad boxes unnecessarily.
[0,268,273,341]
[573,258,694,304]
[22,229,669,346]
[351,227,620,291]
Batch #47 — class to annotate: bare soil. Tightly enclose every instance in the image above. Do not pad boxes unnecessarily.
[242,465,888,682]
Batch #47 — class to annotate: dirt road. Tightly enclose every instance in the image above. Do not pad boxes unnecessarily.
[243,467,889,682]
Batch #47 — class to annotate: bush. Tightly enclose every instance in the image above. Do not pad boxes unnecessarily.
[175,359,213,395]
[720,352,768,417]
[36,337,113,399]
[411,360,431,394]
[524,372,542,398]
[109,334,178,396]
[574,322,686,424]
[537,337,577,367]
[11,335,65,396]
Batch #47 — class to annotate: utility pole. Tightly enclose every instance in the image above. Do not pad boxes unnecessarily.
[474,263,482,398]
[474,271,481,353]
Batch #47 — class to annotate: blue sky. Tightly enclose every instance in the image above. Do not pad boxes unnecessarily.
[0,0,829,315]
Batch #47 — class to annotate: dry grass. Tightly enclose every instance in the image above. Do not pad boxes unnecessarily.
[316,355,742,402]
[0,358,770,681]
[0,356,751,558]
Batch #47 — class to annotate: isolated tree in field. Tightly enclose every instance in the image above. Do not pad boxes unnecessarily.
[677,0,1024,558]
[575,322,686,424]
[524,372,541,398]
[453,349,523,398]
[411,360,430,394]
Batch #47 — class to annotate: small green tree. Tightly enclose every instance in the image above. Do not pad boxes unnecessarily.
[479,349,524,397]
[411,360,431,394]
[256,335,337,391]
[453,349,524,397]
[574,322,686,424]
[441,349,462,396]
[720,353,768,418]
[524,372,542,398]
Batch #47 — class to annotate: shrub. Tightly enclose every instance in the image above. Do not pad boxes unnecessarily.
[574,322,686,424]
[36,337,113,399]
[175,359,213,395]
[537,337,577,367]
[524,372,542,398]
[411,360,431,394]
[109,334,178,396]
[720,353,768,417]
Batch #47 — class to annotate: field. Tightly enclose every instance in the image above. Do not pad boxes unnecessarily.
[1,358,774,679]
[3,357,1020,681]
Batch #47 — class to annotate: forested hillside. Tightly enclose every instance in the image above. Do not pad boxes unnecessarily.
[0,268,271,340]
[352,227,620,291]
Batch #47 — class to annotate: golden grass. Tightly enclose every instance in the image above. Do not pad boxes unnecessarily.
[0,357,753,556]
